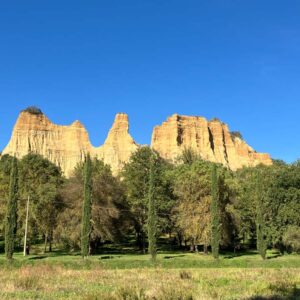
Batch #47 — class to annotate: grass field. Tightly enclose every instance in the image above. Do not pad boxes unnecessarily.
[0,249,299,299]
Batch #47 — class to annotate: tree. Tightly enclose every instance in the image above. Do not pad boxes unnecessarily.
[18,154,64,252]
[282,226,300,253]
[123,147,173,253]
[0,155,16,236]
[122,147,153,252]
[81,154,92,258]
[178,148,200,165]
[172,159,212,253]
[211,165,220,259]
[255,170,267,260]
[5,157,18,260]
[147,154,157,262]
[265,161,300,252]
[56,158,128,251]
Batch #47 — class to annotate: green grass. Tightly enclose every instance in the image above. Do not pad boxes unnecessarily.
[0,249,299,269]
[0,249,299,299]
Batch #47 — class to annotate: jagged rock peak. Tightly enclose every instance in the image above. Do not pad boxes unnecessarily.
[2,110,139,176]
[110,113,130,131]
[71,120,85,128]
[95,113,139,174]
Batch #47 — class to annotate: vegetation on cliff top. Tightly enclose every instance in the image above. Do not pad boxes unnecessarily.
[21,106,43,115]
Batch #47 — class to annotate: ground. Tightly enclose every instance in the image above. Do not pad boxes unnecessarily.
[0,249,299,300]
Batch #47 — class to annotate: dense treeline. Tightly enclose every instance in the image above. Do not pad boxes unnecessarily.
[0,149,299,259]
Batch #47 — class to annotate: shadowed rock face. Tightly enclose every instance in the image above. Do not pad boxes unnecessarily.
[2,111,272,176]
[151,114,272,170]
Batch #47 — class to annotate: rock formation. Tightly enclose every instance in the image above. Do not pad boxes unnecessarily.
[2,110,272,176]
[2,110,138,176]
[151,114,272,170]
[93,113,138,174]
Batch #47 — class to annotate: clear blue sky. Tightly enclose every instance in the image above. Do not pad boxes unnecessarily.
[0,1,299,162]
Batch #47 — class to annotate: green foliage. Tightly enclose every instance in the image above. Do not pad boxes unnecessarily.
[211,165,220,259]
[178,148,201,165]
[21,106,43,115]
[147,154,158,262]
[122,147,174,253]
[282,226,300,253]
[5,157,18,260]
[18,153,64,250]
[0,145,300,259]
[172,159,212,252]
[230,131,243,140]
[255,171,268,260]
[81,154,92,258]
[56,157,127,251]
[210,117,221,122]
[0,155,16,235]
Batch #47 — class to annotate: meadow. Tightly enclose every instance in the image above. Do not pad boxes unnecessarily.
[0,248,299,300]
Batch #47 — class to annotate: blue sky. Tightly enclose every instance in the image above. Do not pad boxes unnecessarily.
[0,1,299,162]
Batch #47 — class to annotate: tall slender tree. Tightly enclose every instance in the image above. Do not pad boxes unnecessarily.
[5,157,18,260]
[255,170,267,259]
[147,153,157,262]
[81,154,92,258]
[211,164,221,259]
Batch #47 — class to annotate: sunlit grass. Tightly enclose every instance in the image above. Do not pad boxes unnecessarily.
[0,265,299,299]
[0,249,299,299]
[0,249,299,269]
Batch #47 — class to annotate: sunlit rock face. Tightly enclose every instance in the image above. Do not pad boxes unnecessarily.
[2,110,271,177]
[2,111,138,176]
[92,113,139,175]
[151,114,272,170]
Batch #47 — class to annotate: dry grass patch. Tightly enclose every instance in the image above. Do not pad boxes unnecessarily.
[0,265,299,299]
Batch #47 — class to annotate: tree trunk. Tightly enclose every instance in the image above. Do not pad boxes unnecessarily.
[177,233,182,247]
[204,244,208,255]
[190,239,195,252]
[43,233,48,254]
[142,231,146,254]
[49,231,53,252]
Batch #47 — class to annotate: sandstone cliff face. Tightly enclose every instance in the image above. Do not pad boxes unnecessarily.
[2,111,138,176]
[2,111,272,176]
[151,114,272,170]
[92,113,139,174]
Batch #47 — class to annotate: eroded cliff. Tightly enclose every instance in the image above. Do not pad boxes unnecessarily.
[2,110,272,176]
[2,110,138,176]
[151,114,272,170]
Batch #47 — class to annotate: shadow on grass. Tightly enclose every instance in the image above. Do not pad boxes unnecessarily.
[267,254,282,260]
[28,255,47,260]
[248,287,300,300]
[223,251,258,259]
[100,255,122,260]
[164,255,186,259]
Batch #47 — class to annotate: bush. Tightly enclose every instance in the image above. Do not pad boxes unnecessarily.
[22,106,43,115]
[230,131,243,140]
[210,117,221,122]
[282,226,300,253]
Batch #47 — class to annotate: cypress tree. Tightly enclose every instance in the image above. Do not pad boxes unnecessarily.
[256,171,267,259]
[5,157,18,260]
[211,164,221,259]
[147,153,157,262]
[81,154,92,258]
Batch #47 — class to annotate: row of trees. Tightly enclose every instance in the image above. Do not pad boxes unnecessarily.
[0,148,299,261]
